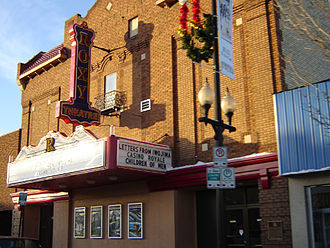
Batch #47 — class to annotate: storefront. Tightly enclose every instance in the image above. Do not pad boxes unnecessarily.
[10,190,69,248]
[274,81,330,248]
[7,125,288,248]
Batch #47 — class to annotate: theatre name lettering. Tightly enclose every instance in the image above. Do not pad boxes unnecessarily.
[55,22,100,127]
[117,140,172,172]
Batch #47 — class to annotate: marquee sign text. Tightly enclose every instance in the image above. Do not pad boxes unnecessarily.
[117,139,172,173]
[7,139,105,186]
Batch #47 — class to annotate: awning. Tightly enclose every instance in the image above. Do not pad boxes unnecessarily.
[7,126,172,191]
[10,190,69,207]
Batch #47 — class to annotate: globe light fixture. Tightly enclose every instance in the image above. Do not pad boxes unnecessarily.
[198,78,215,119]
[198,79,236,142]
[221,88,236,125]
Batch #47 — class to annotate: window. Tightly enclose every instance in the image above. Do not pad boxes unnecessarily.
[129,17,138,38]
[307,185,330,248]
[105,73,117,94]
[104,73,117,110]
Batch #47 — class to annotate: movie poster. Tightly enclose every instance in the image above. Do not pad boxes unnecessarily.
[128,203,143,239]
[74,207,86,238]
[90,206,103,238]
[108,204,122,238]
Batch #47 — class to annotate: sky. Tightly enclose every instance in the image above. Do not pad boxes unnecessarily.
[0,0,97,136]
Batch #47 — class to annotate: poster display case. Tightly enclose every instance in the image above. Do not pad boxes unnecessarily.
[90,206,103,238]
[74,207,86,238]
[128,203,143,239]
[108,204,122,239]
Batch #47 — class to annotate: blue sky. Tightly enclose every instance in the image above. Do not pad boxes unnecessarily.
[0,0,96,136]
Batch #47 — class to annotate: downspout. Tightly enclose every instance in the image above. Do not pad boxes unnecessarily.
[192,62,198,163]
[57,87,61,131]
[171,36,179,165]
[265,0,281,93]
[26,101,32,146]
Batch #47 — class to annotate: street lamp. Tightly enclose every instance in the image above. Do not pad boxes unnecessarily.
[198,78,215,119]
[194,0,235,247]
[221,88,236,126]
[198,78,236,248]
[198,79,236,145]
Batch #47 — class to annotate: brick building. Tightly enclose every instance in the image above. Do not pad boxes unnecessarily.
[4,0,294,247]
[0,130,21,236]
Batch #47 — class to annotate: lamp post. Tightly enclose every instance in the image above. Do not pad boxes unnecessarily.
[198,79,236,248]
[191,0,235,246]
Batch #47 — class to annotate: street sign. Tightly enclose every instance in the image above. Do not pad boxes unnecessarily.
[207,167,236,189]
[220,167,236,189]
[19,192,27,206]
[207,167,221,189]
[213,146,227,166]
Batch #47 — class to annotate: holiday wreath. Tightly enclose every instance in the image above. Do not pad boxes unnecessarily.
[177,0,215,63]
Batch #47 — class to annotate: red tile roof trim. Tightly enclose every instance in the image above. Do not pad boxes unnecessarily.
[19,44,68,76]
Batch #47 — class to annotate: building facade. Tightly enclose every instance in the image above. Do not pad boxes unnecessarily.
[274,0,330,246]
[5,0,296,247]
[0,130,21,236]
[275,81,330,248]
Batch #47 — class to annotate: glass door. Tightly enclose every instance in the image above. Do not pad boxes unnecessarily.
[224,186,262,248]
[224,208,262,247]
[225,209,245,247]
[248,208,262,247]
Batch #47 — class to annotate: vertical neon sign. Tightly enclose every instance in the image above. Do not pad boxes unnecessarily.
[56,22,100,127]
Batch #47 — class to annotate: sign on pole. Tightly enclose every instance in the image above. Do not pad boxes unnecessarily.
[207,167,221,189]
[210,146,236,189]
[19,192,27,206]
[207,167,236,189]
[217,0,235,80]
[213,146,228,167]
[220,167,236,188]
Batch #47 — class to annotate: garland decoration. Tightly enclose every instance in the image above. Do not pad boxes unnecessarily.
[179,2,189,31]
[192,0,201,25]
[177,0,214,63]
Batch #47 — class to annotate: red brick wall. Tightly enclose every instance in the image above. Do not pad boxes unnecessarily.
[0,130,21,211]
[18,0,283,166]
[259,177,292,247]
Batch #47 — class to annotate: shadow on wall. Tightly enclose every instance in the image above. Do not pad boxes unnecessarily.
[120,21,166,129]
[156,134,260,167]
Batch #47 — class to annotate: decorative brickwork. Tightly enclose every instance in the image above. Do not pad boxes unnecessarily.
[259,177,292,247]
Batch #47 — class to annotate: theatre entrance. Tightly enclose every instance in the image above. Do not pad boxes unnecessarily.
[197,185,262,248]
[39,204,53,248]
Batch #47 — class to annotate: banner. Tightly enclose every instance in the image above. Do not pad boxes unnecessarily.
[218,0,235,80]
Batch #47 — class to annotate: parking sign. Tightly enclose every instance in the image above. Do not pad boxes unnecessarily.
[220,167,235,188]
[207,167,221,189]
[213,146,228,166]
[19,192,28,206]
